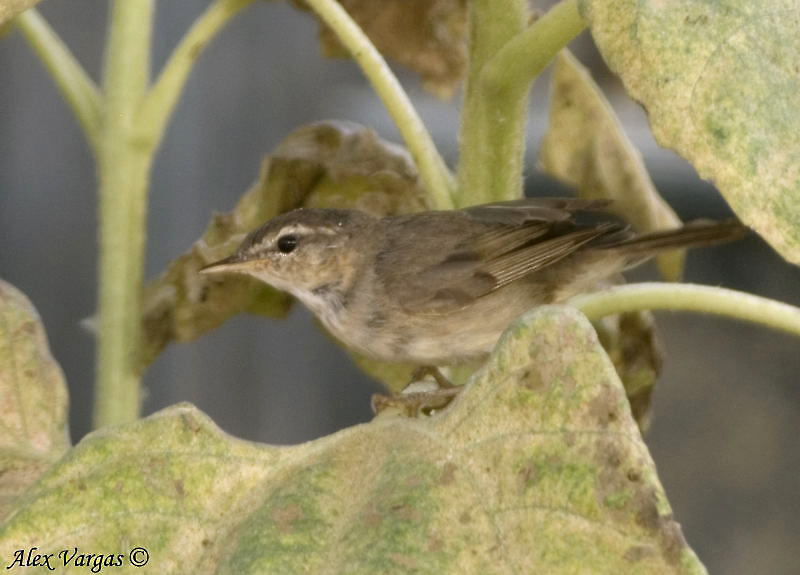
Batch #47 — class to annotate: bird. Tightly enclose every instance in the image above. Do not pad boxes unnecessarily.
[200,197,745,370]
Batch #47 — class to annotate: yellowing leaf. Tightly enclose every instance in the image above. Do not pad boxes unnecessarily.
[581,0,800,264]
[541,51,684,281]
[1,307,704,574]
[0,279,69,521]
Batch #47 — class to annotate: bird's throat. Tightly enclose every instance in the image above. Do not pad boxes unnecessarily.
[296,281,348,328]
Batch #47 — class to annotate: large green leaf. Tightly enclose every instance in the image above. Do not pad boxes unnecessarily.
[581,0,800,264]
[0,279,69,522]
[1,307,704,574]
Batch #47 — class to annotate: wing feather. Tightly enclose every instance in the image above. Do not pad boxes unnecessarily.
[379,199,624,315]
[482,224,619,290]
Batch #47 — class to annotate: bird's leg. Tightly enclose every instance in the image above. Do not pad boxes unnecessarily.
[410,365,456,389]
[371,365,462,417]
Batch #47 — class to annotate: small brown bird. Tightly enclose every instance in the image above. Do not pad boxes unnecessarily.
[201,198,744,368]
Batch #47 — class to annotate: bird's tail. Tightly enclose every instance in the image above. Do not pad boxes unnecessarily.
[598,219,747,253]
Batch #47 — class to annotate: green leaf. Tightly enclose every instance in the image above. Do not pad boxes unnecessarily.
[1,307,704,574]
[541,50,684,281]
[0,279,69,522]
[580,0,800,264]
[141,121,427,367]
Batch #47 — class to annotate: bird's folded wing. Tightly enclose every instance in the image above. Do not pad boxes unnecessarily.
[383,211,622,315]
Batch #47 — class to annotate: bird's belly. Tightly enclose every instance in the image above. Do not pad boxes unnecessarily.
[320,287,543,365]
[343,322,501,365]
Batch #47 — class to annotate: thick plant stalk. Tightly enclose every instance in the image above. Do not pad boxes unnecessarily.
[93,0,156,428]
[17,1,258,428]
[457,0,585,207]
[481,0,585,97]
[457,0,528,207]
[93,0,253,427]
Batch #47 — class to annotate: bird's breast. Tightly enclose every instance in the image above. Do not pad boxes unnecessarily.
[296,273,561,365]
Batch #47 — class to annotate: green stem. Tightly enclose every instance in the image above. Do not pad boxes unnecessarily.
[15,9,103,153]
[457,0,585,207]
[570,283,800,338]
[138,0,254,148]
[457,0,528,207]
[93,0,155,429]
[481,0,585,97]
[302,0,455,210]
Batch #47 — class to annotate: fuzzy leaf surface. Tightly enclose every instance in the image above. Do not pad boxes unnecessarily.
[0,279,69,522]
[581,0,800,263]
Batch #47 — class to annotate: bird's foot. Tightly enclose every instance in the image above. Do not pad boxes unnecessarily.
[371,366,461,417]
[370,387,461,417]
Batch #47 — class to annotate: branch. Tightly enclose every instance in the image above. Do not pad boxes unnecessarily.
[302,0,455,210]
[570,283,800,338]
[137,0,254,148]
[15,8,103,153]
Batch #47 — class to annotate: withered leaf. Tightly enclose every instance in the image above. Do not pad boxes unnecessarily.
[295,0,467,97]
[0,0,42,26]
[593,309,663,431]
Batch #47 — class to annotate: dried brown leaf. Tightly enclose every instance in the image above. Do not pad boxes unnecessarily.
[594,310,663,431]
[0,0,42,26]
[296,0,467,97]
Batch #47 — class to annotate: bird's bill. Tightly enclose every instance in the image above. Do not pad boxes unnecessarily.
[199,254,258,275]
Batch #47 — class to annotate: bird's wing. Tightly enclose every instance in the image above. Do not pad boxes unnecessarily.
[461,197,611,225]
[378,199,625,315]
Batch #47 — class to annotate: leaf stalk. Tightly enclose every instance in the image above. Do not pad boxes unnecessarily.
[571,283,800,338]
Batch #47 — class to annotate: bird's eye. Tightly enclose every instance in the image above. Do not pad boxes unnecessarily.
[276,234,298,254]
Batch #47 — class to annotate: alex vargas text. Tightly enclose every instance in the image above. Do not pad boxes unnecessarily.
[6,547,125,573]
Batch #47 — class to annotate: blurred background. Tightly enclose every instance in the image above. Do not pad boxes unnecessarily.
[1,1,798,573]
